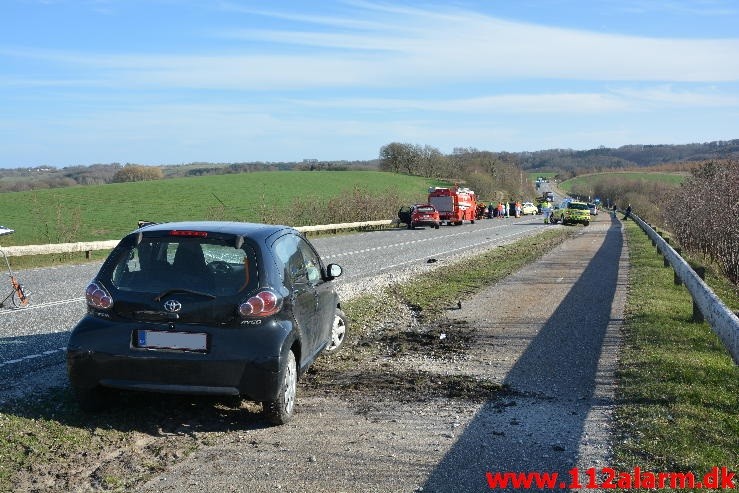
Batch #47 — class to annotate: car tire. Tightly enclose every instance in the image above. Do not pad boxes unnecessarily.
[407,222,412,229]
[72,384,110,412]
[434,224,440,229]
[325,308,348,353]
[583,221,590,226]
[263,349,297,425]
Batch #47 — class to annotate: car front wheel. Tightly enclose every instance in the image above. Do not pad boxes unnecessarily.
[263,350,297,425]
[325,309,348,352]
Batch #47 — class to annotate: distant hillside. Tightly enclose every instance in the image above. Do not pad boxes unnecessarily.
[519,139,739,173]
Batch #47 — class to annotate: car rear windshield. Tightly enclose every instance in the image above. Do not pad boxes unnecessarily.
[110,238,258,296]
[568,203,589,210]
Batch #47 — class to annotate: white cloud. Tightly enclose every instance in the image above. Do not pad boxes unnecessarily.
[3,3,739,93]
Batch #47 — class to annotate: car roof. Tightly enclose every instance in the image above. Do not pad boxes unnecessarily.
[134,221,295,242]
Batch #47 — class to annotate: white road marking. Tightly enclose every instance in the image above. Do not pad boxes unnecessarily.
[0,347,66,368]
[0,297,85,316]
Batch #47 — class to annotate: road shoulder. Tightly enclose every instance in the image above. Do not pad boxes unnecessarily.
[139,216,628,493]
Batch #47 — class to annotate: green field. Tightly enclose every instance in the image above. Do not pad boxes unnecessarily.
[0,171,437,247]
[528,172,557,182]
[559,171,686,192]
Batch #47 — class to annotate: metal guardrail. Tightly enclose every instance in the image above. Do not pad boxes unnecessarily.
[0,220,395,258]
[631,214,739,365]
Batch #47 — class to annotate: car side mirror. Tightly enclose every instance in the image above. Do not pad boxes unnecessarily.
[326,263,343,280]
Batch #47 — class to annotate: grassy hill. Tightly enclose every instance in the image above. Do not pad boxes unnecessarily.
[0,171,437,247]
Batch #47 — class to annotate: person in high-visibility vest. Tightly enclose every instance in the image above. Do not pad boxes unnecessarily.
[541,201,552,224]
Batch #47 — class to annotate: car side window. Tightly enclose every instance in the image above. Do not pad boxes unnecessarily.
[297,238,322,285]
[273,234,308,283]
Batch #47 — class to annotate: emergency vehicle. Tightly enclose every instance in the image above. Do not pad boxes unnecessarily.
[427,186,477,226]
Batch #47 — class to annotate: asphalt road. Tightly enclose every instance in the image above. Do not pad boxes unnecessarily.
[0,214,550,395]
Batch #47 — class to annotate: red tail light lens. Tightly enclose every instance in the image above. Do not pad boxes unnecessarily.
[239,291,282,317]
[85,281,113,309]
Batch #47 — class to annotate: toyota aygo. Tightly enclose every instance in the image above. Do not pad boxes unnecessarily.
[66,221,346,424]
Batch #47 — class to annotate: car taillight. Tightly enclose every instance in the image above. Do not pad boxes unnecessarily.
[85,281,113,310]
[169,230,208,237]
[239,290,282,317]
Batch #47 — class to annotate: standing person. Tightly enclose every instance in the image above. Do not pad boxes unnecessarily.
[487,203,494,219]
[625,204,632,220]
[504,201,509,218]
[542,201,552,224]
[515,201,521,218]
[497,202,504,219]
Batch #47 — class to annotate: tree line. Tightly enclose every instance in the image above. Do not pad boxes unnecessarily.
[521,139,739,179]
[379,142,534,200]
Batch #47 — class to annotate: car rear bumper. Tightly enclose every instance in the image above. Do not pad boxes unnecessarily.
[412,220,440,227]
[66,315,292,401]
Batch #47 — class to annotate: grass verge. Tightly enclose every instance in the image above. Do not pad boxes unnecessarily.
[613,220,738,482]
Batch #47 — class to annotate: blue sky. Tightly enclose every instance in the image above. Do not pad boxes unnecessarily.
[2,0,739,168]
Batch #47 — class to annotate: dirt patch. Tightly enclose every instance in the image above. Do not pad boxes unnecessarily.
[303,316,508,405]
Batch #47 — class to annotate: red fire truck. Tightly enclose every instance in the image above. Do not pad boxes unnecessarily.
[427,186,477,226]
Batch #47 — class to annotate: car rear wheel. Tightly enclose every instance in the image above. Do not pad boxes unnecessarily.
[263,350,297,425]
[325,308,348,352]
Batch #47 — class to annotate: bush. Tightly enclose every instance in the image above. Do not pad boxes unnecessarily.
[112,165,164,183]
[665,160,739,285]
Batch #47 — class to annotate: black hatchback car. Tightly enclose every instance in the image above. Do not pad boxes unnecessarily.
[67,221,346,425]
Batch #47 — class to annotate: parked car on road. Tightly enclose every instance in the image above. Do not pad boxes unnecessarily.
[521,202,538,215]
[587,203,598,215]
[550,201,591,226]
[66,221,346,425]
[398,204,441,229]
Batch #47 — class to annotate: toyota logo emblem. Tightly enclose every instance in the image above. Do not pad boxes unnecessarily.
[163,300,182,313]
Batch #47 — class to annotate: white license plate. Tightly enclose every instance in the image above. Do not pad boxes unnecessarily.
[136,330,208,351]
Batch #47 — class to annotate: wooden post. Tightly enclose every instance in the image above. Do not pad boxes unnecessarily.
[692,266,706,323]
[674,248,682,285]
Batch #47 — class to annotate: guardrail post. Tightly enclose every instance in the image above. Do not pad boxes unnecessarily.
[663,238,671,267]
[692,266,706,323]
[674,247,683,285]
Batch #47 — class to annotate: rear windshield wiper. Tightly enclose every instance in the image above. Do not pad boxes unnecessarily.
[153,289,217,301]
